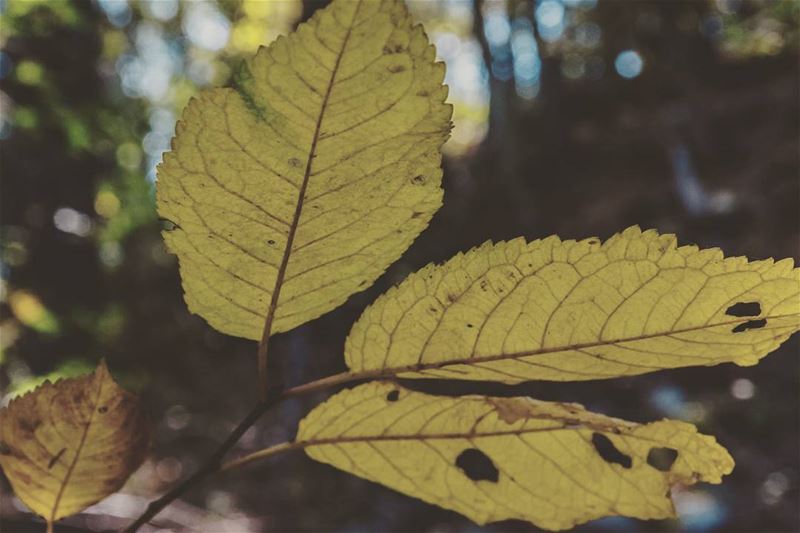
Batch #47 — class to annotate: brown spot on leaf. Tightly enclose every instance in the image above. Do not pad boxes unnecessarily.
[17,417,40,435]
[489,397,535,424]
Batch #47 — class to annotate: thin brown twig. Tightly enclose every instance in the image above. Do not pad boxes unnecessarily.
[121,371,368,532]
[121,393,280,533]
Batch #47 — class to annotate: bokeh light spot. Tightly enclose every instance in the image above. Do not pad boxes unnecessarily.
[183,3,230,52]
[535,0,566,42]
[53,207,93,237]
[15,60,43,86]
[730,378,756,400]
[95,190,121,218]
[614,49,644,79]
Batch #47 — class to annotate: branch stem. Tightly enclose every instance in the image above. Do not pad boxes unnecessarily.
[122,370,366,532]
[122,394,280,532]
[221,441,301,472]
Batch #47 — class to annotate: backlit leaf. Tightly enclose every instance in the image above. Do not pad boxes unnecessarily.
[298,381,733,530]
[346,226,800,381]
[0,361,149,528]
[158,0,452,340]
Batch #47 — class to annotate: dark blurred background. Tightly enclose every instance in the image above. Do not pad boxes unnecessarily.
[1,0,798,531]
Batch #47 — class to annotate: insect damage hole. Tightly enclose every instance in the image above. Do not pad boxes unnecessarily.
[732,319,767,333]
[725,302,761,317]
[591,433,632,469]
[646,447,678,471]
[159,218,180,232]
[386,390,399,402]
[456,448,499,482]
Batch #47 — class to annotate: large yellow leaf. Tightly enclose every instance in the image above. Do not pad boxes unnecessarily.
[158,0,452,341]
[347,226,800,381]
[0,361,149,529]
[298,381,733,530]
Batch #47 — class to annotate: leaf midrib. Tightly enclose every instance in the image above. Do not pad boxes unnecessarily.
[49,370,106,523]
[357,312,800,377]
[257,0,364,392]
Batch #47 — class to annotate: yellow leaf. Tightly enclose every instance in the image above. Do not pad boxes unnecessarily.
[298,381,733,530]
[158,0,452,340]
[0,361,149,528]
[347,226,800,381]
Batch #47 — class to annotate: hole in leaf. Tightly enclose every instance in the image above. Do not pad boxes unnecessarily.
[267,239,276,245]
[411,175,425,185]
[159,218,180,231]
[591,433,632,469]
[732,319,767,333]
[466,323,473,328]
[647,447,678,471]
[725,302,761,317]
[386,390,399,402]
[455,448,499,482]
[98,406,108,414]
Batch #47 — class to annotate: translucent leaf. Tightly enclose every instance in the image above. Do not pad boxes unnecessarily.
[347,226,800,381]
[298,381,733,530]
[158,0,452,340]
[0,361,149,528]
